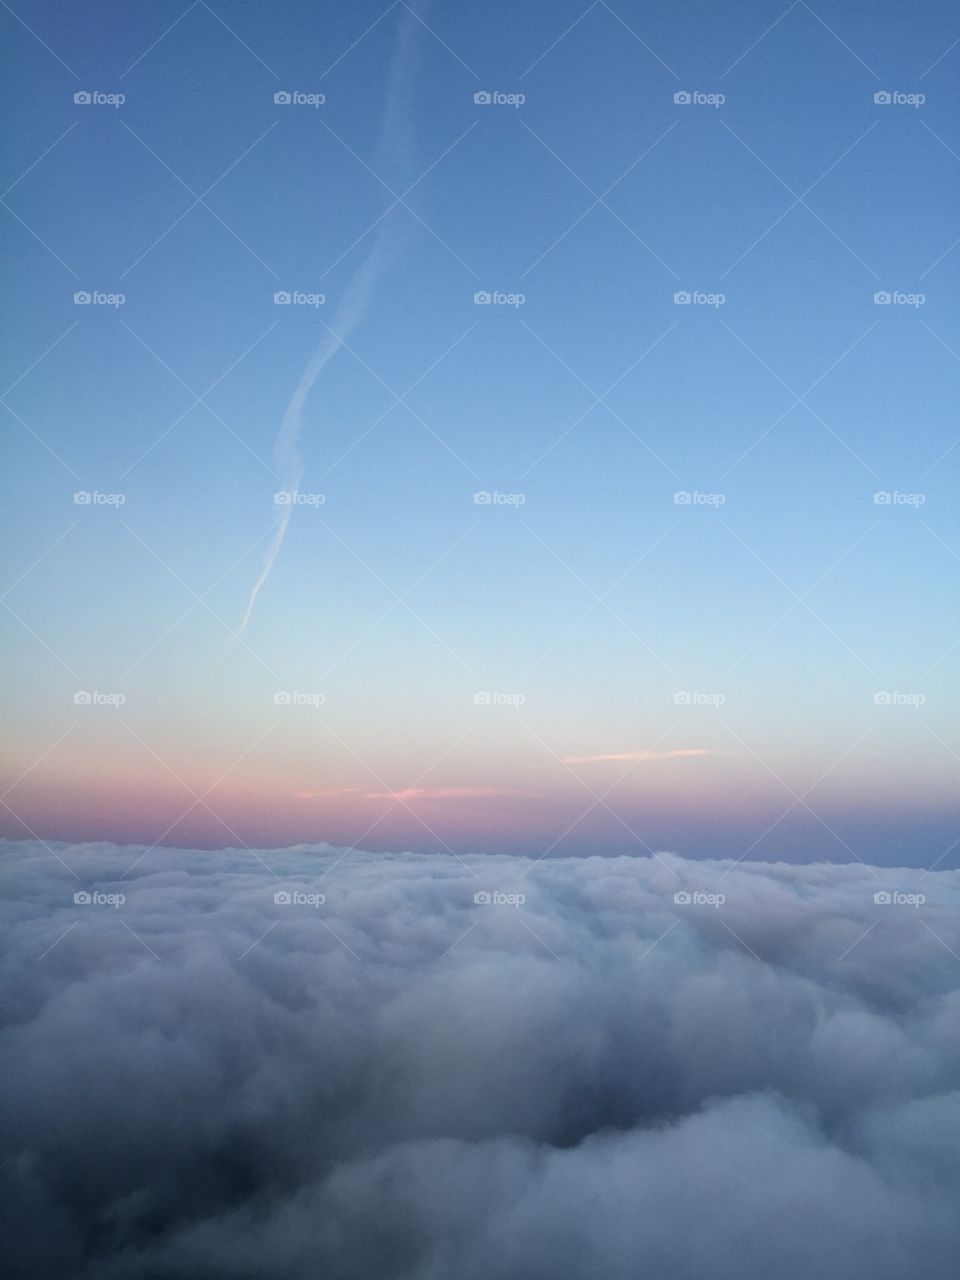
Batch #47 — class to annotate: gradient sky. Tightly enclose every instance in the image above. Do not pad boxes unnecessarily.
[2,0,958,865]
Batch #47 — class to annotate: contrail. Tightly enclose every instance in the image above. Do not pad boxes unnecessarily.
[239,5,425,633]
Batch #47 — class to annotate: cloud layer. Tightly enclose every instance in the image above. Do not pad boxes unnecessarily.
[2,840,960,1279]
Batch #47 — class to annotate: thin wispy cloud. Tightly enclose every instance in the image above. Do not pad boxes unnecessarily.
[563,748,712,764]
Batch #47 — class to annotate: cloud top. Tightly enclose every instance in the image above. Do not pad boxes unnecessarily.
[2,840,959,1279]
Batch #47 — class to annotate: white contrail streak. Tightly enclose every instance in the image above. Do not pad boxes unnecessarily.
[239,5,424,633]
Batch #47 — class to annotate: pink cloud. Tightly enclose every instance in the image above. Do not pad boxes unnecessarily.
[293,786,524,803]
[562,748,712,765]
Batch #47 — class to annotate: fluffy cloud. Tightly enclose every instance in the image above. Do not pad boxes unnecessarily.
[2,839,959,1279]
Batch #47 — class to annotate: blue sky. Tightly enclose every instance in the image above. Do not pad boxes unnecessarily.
[2,0,958,864]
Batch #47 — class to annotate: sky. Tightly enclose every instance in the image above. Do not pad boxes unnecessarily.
[2,0,958,865]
